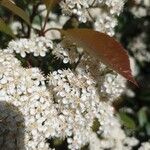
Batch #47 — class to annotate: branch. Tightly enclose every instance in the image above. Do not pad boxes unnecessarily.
[26,2,41,38]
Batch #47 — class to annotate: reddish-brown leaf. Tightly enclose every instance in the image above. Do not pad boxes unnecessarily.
[43,0,59,12]
[62,29,137,86]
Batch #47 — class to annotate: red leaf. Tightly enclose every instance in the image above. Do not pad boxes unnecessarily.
[62,29,137,86]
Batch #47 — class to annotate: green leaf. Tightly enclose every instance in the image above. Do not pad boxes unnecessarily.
[43,0,59,12]
[138,107,148,127]
[146,123,150,136]
[62,29,137,86]
[0,0,30,25]
[119,112,136,129]
[92,118,100,132]
[0,18,15,38]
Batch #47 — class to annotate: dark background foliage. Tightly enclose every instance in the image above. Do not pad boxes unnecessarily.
[116,0,150,148]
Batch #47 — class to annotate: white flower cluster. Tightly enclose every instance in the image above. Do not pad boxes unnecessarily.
[130,0,150,18]
[128,33,150,62]
[128,0,150,62]
[47,69,138,149]
[60,0,125,36]
[52,44,71,64]
[0,51,52,149]
[101,73,126,101]
[139,141,150,150]
[4,37,72,64]
[5,36,53,57]
[90,125,139,150]
[0,49,140,150]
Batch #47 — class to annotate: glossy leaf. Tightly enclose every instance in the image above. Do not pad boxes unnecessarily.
[0,18,15,38]
[62,29,137,85]
[0,0,30,25]
[119,112,136,129]
[43,0,59,12]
